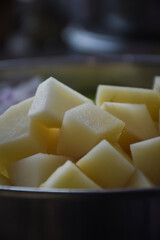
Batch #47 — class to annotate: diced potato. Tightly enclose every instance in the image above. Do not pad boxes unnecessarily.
[153,77,160,132]
[153,76,160,96]
[47,128,60,154]
[159,110,160,135]
[101,103,158,140]
[0,98,50,174]
[77,140,135,188]
[96,85,160,121]
[125,169,153,188]
[112,142,133,165]
[0,173,11,186]
[40,160,101,189]
[7,153,69,187]
[101,102,158,154]
[57,102,125,159]
[154,120,159,135]
[118,131,140,155]
[0,165,8,178]
[131,136,160,185]
[29,77,93,128]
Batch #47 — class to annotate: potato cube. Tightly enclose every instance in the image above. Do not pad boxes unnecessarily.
[0,173,11,186]
[101,102,158,153]
[57,102,125,159]
[159,110,160,135]
[40,160,101,189]
[153,76,160,96]
[125,169,153,188]
[7,153,69,187]
[29,77,92,128]
[0,98,50,174]
[96,85,160,121]
[131,136,160,185]
[46,128,60,154]
[77,140,135,188]
[112,142,133,165]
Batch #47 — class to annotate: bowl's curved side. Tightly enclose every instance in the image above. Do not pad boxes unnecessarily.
[0,187,160,240]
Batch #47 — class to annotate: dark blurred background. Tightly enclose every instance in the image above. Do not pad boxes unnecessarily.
[0,0,69,59]
[1,0,160,59]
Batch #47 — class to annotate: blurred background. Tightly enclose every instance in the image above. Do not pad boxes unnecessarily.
[1,0,160,60]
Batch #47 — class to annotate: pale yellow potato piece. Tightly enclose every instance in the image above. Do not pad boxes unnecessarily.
[56,102,125,159]
[125,169,153,188]
[154,120,159,135]
[112,142,133,165]
[77,140,135,188]
[47,128,60,154]
[153,76,160,96]
[40,160,101,189]
[131,136,160,185]
[29,77,92,128]
[153,77,160,132]
[101,102,158,154]
[118,130,140,156]
[101,102,158,140]
[0,98,50,174]
[96,85,160,121]
[0,173,11,186]
[7,153,69,187]
[159,110,160,135]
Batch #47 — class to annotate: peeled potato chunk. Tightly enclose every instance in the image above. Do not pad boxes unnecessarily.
[0,173,11,186]
[40,160,101,189]
[153,76,160,96]
[125,169,153,188]
[101,102,158,154]
[7,153,69,187]
[56,102,125,159]
[46,128,60,154]
[159,110,160,135]
[29,77,92,128]
[96,85,160,121]
[77,140,135,188]
[0,98,50,175]
[112,143,133,165]
[131,136,160,185]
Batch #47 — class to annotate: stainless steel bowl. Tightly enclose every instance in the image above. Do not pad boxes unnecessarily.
[0,54,160,240]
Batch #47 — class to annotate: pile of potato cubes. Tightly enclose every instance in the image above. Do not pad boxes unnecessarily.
[1,76,160,190]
